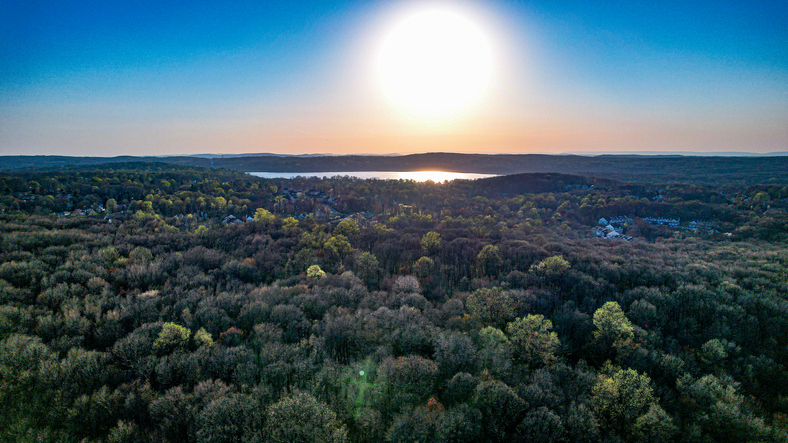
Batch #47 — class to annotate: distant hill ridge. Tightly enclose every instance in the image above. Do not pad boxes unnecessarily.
[1,153,787,186]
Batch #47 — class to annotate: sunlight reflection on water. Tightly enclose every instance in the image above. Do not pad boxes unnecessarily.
[249,171,497,182]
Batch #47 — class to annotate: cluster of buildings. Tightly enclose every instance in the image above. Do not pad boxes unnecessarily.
[598,216,631,226]
[57,208,99,217]
[338,211,375,227]
[277,187,343,220]
[222,215,255,225]
[594,216,634,241]
[313,205,341,220]
[593,214,718,240]
[280,187,333,204]
[57,204,107,218]
[278,187,384,223]
[15,192,36,201]
[643,217,680,227]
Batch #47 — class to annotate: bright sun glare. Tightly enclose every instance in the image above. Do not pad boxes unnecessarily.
[378,10,492,124]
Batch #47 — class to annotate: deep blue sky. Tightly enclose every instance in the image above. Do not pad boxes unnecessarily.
[2,0,786,155]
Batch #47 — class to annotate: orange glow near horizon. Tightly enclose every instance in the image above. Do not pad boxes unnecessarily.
[2,2,786,157]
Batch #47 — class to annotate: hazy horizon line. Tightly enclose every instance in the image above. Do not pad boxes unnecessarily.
[2,150,787,158]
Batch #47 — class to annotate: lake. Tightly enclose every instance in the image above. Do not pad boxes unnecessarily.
[249,170,498,182]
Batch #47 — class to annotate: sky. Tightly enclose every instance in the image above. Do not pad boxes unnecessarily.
[1,0,786,156]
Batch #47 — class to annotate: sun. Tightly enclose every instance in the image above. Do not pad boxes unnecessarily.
[378,10,492,124]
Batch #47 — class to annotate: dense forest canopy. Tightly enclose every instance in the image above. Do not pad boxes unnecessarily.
[1,162,787,442]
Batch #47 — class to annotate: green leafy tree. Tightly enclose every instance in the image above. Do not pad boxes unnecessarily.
[387,403,442,443]
[591,365,657,437]
[254,207,275,225]
[149,386,193,441]
[334,219,360,237]
[324,235,353,262]
[515,406,565,443]
[141,200,154,213]
[129,246,153,262]
[531,255,570,277]
[214,196,227,210]
[153,323,190,355]
[354,252,379,288]
[476,245,502,277]
[307,264,326,279]
[434,331,477,377]
[194,327,214,347]
[752,192,770,203]
[506,314,560,369]
[592,301,634,347]
[98,246,120,265]
[0,334,58,442]
[478,326,513,378]
[466,288,514,327]
[283,216,299,230]
[632,404,677,443]
[383,356,439,402]
[412,256,435,279]
[421,231,443,254]
[108,420,145,443]
[699,338,728,370]
[677,374,772,443]
[472,380,527,442]
[196,393,251,443]
[262,392,347,443]
[435,403,482,443]
[443,373,478,406]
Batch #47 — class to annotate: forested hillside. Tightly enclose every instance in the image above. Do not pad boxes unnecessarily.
[1,163,787,442]
[3,153,788,186]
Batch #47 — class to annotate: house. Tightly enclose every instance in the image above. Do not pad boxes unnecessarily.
[315,205,341,219]
[592,224,633,241]
[306,189,326,198]
[644,217,680,227]
[608,216,632,225]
